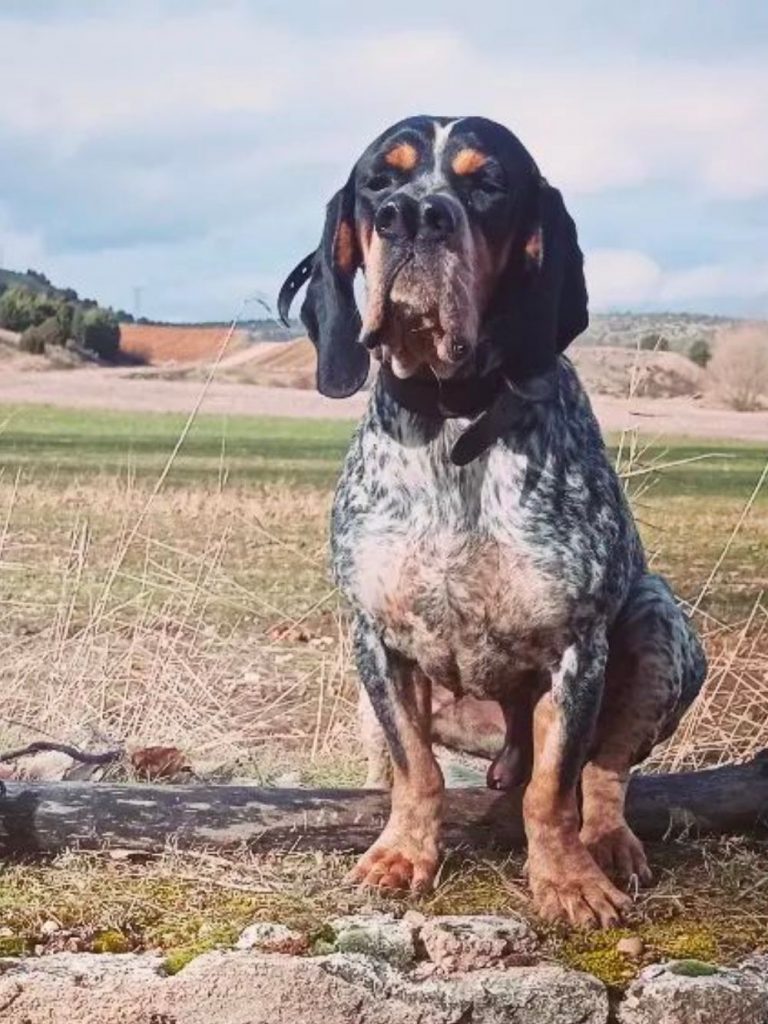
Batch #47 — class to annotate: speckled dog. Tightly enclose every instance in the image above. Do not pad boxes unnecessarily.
[278,115,706,929]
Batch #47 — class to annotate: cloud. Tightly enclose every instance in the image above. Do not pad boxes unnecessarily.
[0,4,766,318]
[587,250,663,307]
[587,248,768,314]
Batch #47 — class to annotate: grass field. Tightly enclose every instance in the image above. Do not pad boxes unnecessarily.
[1,401,767,975]
[2,402,766,495]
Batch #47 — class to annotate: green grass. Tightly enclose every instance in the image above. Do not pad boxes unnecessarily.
[1,403,765,499]
[0,404,356,488]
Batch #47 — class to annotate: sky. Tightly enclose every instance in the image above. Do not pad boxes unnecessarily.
[0,1,767,322]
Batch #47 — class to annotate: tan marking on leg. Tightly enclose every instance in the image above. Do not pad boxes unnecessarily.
[523,691,631,929]
[385,141,419,171]
[349,669,443,892]
[578,613,679,886]
[580,762,651,884]
[451,148,488,176]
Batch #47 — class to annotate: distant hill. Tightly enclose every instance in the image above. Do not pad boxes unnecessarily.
[580,312,744,352]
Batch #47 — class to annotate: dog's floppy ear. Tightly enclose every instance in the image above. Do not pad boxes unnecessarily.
[483,179,588,384]
[299,171,369,398]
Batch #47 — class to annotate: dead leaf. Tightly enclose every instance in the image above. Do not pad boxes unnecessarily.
[267,623,312,643]
[130,746,191,781]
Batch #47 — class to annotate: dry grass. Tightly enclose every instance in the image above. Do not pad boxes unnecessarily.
[0,476,361,784]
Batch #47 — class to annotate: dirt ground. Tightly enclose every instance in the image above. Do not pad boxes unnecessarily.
[1,363,767,442]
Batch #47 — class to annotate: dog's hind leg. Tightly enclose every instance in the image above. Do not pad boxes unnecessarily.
[348,615,443,892]
[359,686,392,789]
[580,574,707,883]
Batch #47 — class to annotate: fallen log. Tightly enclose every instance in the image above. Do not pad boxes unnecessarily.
[1,752,767,856]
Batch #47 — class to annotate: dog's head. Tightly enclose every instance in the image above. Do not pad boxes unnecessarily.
[283,115,588,398]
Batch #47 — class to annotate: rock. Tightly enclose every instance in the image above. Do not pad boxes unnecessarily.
[419,914,538,973]
[39,920,59,938]
[616,936,645,959]
[619,960,768,1024]
[331,913,417,968]
[0,953,166,1022]
[0,948,609,1023]
[235,921,306,953]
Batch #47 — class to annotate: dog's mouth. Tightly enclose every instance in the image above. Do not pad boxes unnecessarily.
[361,246,478,381]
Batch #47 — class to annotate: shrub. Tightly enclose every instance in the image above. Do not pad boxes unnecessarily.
[708,325,768,411]
[55,302,74,341]
[0,286,41,331]
[19,315,69,354]
[688,338,711,368]
[77,307,121,361]
[639,332,669,352]
[0,286,67,332]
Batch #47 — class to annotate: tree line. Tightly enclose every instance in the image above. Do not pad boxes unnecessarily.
[0,271,125,361]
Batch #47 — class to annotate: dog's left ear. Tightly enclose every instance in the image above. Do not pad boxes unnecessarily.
[299,172,369,398]
[483,179,588,384]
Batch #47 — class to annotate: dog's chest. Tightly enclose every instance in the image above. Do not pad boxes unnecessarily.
[335,437,570,697]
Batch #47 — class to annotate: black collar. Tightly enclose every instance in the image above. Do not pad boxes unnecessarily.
[378,362,553,467]
[379,362,505,420]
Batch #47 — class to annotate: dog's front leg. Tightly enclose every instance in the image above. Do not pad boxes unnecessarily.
[524,631,632,929]
[348,617,443,892]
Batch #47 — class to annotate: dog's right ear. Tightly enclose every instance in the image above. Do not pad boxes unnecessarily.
[278,172,368,399]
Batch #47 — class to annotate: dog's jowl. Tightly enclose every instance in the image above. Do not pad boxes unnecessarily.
[278,115,706,929]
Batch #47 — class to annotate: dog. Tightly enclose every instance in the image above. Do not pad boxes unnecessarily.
[278,115,706,928]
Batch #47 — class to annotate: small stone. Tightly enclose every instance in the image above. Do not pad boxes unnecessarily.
[419,914,538,974]
[0,927,14,939]
[402,910,426,928]
[39,920,59,938]
[331,913,417,968]
[235,922,302,952]
[616,936,645,959]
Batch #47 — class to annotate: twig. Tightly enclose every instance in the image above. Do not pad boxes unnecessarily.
[0,740,124,765]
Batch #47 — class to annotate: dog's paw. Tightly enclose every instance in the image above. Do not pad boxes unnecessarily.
[581,822,653,886]
[347,834,439,893]
[528,841,632,929]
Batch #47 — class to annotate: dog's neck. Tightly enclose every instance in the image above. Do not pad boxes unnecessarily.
[377,361,556,466]
[379,362,505,421]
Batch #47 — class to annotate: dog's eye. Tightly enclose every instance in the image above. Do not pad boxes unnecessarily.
[473,170,507,195]
[366,174,394,192]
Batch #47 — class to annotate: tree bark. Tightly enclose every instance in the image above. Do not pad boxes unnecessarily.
[1,753,767,856]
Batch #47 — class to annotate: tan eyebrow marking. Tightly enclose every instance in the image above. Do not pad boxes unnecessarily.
[451,148,489,176]
[384,142,419,170]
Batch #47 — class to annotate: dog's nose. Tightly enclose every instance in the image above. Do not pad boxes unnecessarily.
[419,194,457,241]
[374,194,419,241]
